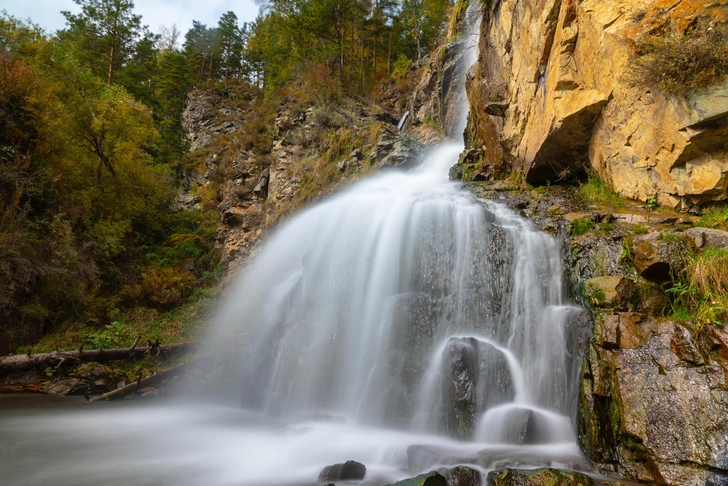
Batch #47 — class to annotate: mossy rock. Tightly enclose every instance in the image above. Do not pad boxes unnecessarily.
[486,468,592,486]
[387,471,447,486]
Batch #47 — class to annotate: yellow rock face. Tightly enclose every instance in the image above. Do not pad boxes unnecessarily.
[472,0,728,207]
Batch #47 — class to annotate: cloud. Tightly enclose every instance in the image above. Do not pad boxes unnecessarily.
[0,0,259,35]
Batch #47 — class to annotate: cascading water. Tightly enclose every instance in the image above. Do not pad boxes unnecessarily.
[0,4,591,485]
[212,143,587,446]
[209,1,586,445]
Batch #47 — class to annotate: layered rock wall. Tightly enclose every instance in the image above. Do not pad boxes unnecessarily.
[469,0,728,209]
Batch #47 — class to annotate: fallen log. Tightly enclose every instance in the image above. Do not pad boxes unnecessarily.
[89,361,193,402]
[0,343,196,375]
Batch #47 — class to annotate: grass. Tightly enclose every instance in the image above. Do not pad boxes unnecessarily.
[579,174,625,208]
[666,248,728,329]
[571,217,595,236]
[697,204,728,230]
[20,286,219,354]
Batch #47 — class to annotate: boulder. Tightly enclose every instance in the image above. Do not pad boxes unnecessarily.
[370,130,424,170]
[443,337,479,440]
[386,471,447,486]
[582,276,636,310]
[631,231,690,282]
[486,468,592,486]
[684,227,728,250]
[477,341,515,410]
[450,466,482,486]
[318,460,366,481]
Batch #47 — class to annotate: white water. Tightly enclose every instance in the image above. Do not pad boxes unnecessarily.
[0,5,591,485]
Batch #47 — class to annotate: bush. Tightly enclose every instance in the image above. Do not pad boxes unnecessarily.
[630,22,728,96]
[141,266,197,309]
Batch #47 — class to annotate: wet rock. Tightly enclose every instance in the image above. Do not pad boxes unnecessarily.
[386,471,447,486]
[450,466,481,486]
[631,231,690,282]
[580,320,728,485]
[450,147,505,182]
[583,276,636,311]
[443,337,479,440]
[486,468,592,486]
[594,313,655,351]
[318,460,366,481]
[477,341,514,410]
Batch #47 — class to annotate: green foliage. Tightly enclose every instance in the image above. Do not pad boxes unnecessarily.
[630,21,728,96]
[59,0,147,85]
[583,282,606,306]
[697,204,728,230]
[392,54,412,78]
[579,173,625,208]
[84,321,131,349]
[646,195,658,210]
[571,217,595,236]
[0,13,221,352]
[665,248,728,329]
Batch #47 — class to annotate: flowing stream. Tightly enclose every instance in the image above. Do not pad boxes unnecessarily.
[0,5,590,485]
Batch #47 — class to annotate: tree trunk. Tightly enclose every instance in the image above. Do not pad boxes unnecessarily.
[0,343,195,375]
[107,43,115,85]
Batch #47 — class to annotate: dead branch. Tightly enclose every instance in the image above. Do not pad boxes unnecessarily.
[88,361,193,402]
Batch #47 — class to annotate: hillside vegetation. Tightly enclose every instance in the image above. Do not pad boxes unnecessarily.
[0,0,458,354]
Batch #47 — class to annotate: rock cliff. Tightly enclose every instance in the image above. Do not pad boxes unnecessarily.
[466,0,728,210]
[464,177,728,485]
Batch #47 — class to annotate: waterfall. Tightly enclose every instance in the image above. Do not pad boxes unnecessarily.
[209,1,587,447]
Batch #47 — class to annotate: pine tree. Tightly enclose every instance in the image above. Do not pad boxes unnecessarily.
[217,11,243,81]
[60,0,144,85]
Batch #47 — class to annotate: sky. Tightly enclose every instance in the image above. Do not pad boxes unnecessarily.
[0,0,260,36]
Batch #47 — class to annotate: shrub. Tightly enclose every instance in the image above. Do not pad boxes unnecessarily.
[630,22,728,96]
[141,266,197,309]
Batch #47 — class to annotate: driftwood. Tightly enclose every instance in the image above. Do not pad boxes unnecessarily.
[88,361,193,402]
[0,342,195,375]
